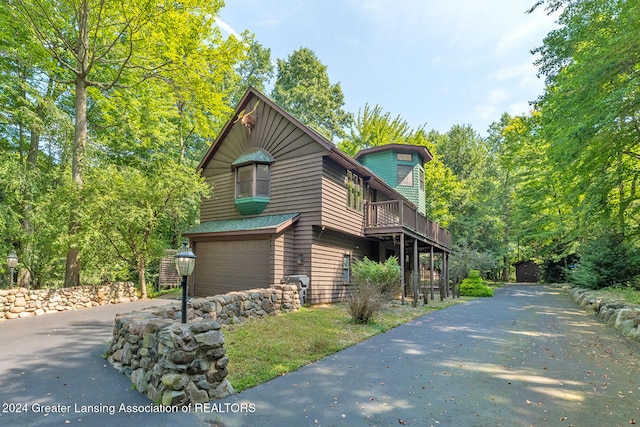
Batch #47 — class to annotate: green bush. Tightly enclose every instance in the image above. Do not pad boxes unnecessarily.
[569,233,640,289]
[459,269,494,297]
[351,256,401,298]
[347,257,401,323]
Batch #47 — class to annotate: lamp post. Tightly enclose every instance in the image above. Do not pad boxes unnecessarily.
[6,250,18,288]
[174,241,196,324]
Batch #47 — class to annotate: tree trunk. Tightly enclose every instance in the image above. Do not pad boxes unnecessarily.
[502,255,509,282]
[617,150,625,238]
[64,1,89,288]
[138,261,147,299]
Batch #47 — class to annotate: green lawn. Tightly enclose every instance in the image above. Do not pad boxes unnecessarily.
[591,286,640,304]
[222,298,467,392]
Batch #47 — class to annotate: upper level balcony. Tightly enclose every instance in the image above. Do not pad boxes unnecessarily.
[364,200,452,251]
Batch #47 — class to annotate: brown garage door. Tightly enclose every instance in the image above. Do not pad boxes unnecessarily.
[193,239,270,297]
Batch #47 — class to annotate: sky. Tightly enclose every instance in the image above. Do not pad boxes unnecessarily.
[216,0,560,137]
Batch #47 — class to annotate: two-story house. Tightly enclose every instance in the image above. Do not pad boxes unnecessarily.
[184,88,452,304]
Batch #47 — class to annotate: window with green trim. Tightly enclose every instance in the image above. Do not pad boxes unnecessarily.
[231,148,274,215]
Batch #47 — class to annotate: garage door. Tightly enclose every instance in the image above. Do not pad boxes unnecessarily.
[193,239,270,297]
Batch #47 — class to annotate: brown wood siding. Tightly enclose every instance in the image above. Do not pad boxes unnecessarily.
[192,238,270,297]
[199,173,236,221]
[267,154,323,221]
[201,154,324,223]
[321,157,366,236]
[272,227,297,285]
[308,228,375,304]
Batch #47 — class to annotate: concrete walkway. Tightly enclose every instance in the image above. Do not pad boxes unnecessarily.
[1,285,639,426]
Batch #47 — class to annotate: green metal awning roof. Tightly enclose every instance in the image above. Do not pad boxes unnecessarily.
[183,213,299,237]
[231,148,275,168]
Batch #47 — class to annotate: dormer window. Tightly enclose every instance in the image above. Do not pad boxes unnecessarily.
[236,163,270,198]
[232,148,274,215]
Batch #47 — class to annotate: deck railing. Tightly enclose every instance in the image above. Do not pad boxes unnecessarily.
[365,200,452,249]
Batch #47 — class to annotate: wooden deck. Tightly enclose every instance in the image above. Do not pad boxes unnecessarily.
[364,200,452,250]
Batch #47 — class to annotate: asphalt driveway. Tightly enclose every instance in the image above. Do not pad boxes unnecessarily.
[1,284,639,426]
[0,297,202,426]
[202,284,640,427]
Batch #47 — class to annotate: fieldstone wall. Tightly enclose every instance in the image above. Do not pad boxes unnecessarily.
[0,283,138,320]
[106,284,300,407]
[561,284,640,342]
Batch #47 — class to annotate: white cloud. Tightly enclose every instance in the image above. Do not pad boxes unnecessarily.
[214,17,241,39]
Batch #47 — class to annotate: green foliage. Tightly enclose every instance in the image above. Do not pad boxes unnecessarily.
[0,0,248,289]
[429,125,502,254]
[449,244,496,285]
[459,269,494,297]
[228,38,274,105]
[83,159,211,297]
[347,257,401,323]
[351,256,401,298]
[569,233,640,290]
[339,103,415,157]
[271,47,352,140]
[525,0,640,289]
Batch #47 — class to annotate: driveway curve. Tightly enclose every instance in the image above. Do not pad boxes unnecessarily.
[203,284,640,427]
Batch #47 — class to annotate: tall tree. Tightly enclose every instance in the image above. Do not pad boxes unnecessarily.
[529,0,640,285]
[271,47,352,140]
[429,125,498,253]
[5,0,231,287]
[532,0,640,238]
[339,103,413,156]
[228,38,274,106]
[0,0,71,287]
[83,160,210,298]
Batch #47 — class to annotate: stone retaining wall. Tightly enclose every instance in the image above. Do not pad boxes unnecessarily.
[0,283,138,320]
[106,284,300,407]
[562,284,640,342]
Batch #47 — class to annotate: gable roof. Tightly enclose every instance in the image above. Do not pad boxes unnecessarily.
[198,87,426,207]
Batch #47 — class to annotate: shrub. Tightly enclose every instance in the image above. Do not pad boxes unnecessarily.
[459,269,494,297]
[347,280,384,324]
[569,233,640,289]
[351,256,401,298]
[347,257,401,323]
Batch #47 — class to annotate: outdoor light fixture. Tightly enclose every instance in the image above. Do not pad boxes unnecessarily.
[6,250,18,288]
[297,253,304,265]
[174,241,196,324]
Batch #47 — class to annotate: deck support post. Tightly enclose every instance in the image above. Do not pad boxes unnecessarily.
[413,238,419,304]
[430,246,435,301]
[400,233,405,305]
